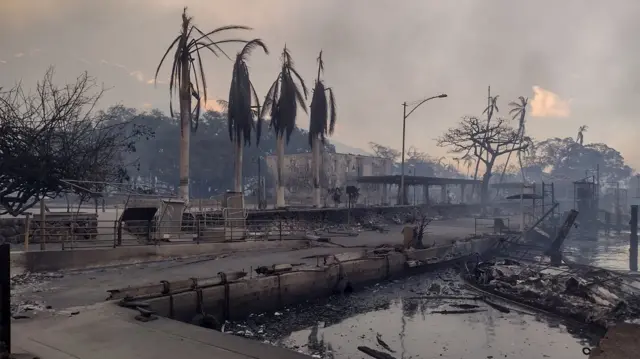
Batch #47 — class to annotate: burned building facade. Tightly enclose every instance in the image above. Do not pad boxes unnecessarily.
[265,153,393,205]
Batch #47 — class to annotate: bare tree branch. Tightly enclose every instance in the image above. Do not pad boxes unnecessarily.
[0,68,153,216]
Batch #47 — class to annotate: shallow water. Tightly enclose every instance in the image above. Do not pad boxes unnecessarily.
[226,270,599,359]
[564,232,634,271]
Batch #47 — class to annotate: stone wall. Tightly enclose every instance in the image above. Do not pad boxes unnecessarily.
[0,213,99,244]
[265,152,393,204]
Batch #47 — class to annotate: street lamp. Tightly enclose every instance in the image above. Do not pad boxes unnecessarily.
[399,93,447,205]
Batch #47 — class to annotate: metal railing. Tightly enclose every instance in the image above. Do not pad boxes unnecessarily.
[4,217,313,251]
[474,217,511,235]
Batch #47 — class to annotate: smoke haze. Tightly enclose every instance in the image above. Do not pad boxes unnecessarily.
[1,0,639,167]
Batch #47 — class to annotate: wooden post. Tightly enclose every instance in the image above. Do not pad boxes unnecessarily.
[630,205,638,272]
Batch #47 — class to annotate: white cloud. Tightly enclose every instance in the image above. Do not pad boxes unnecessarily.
[0,60,6,64]
[14,52,24,58]
[530,86,571,118]
[129,70,144,82]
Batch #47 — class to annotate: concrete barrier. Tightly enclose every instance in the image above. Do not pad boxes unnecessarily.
[10,240,309,273]
[141,236,499,322]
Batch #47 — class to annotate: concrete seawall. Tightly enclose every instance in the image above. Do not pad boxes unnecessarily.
[139,236,498,322]
[11,240,309,272]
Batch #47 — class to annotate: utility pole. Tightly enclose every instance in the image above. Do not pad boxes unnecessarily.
[400,102,407,206]
[399,93,448,205]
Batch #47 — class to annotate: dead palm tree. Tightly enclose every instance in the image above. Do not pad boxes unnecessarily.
[577,125,588,145]
[226,39,269,194]
[498,96,528,184]
[309,51,337,207]
[472,88,499,185]
[154,7,250,201]
[262,45,309,207]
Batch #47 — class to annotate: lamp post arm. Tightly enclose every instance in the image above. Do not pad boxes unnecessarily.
[405,95,443,119]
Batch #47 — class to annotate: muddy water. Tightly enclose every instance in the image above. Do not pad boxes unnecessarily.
[225,270,599,359]
[565,232,633,271]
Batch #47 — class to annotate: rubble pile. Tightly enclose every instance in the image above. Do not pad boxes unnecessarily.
[10,271,61,316]
[467,259,640,328]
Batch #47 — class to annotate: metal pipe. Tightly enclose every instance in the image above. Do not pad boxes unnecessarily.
[399,94,447,205]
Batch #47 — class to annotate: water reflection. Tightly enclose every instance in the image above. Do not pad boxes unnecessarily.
[226,271,599,359]
[565,232,632,271]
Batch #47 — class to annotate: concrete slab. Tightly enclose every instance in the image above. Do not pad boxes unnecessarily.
[12,221,477,312]
[11,239,309,272]
[12,303,310,359]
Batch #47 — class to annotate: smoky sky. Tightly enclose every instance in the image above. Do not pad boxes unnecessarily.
[1,0,639,169]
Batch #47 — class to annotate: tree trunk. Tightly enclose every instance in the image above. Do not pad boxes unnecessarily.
[178,59,191,203]
[481,162,494,205]
[312,136,321,207]
[471,156,482,197]
[234,138,243,193]
[276,134,286,207]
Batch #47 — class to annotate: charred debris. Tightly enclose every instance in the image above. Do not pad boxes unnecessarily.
[462,209,640,331]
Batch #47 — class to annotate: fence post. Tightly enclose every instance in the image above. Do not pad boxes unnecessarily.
[0,243,11,355]
[40,199,46,251]
[117,221,123,246]
[112,221,117,248]
[279,218,283,241]
[24,213,31,252]
[196,219,201,244]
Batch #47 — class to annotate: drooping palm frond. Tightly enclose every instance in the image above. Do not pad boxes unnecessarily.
[482,95,500,120]
[577,125,588,145]
[227,39,269,146]
[262,45,308,143]
[309,51,337,146]
[154,7,251,130]
[509,96,528,137]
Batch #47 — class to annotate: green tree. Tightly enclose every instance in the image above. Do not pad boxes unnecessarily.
[309,51,337,207]
[154,7,249,201]
[262,46,308,207]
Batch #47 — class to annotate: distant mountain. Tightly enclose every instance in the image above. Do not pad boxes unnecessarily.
[330,140,372,156]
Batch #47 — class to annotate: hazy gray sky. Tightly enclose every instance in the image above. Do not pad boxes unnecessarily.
[2,0,639,168]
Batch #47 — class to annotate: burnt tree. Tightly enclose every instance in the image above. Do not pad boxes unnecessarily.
[437,116,528,204]
[0,68,152,216]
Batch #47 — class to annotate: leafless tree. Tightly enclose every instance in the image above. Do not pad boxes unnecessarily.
[369,142,400,162]
[0,68,151,216]
[437,116,528,203]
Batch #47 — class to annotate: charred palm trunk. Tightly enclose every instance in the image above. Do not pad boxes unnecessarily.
[234,138,243,193]
[312,136,321,207]
[276,134,286,207]
[178,53,191,202]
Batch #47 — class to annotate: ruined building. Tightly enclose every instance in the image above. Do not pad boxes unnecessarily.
[265,153,393,205]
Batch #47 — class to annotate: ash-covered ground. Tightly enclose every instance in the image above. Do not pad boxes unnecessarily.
[223,268,601,359]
